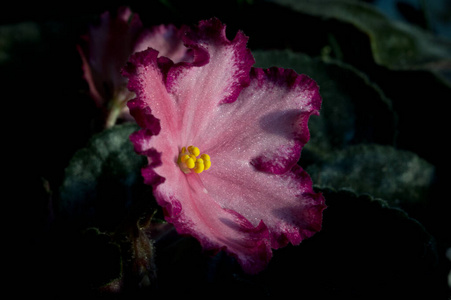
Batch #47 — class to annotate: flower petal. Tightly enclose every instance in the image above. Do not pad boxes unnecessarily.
[154,171,273,274]
[166,18,254,100]
[200,67,321,174]
[197,67,325,248]
[163,18,255,144]
[125,17,255,149]
[78,7,194,125]
[124,49,177,136]
[134,24,193,64]
[203,163,325,249]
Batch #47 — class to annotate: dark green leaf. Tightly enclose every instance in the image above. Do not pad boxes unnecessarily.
[58,123,149,230]
[306,144,436,211]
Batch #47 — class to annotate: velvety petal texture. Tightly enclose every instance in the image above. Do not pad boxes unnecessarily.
[124,18,326,274]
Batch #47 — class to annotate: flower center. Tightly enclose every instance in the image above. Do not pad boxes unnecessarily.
[177,146,211,174]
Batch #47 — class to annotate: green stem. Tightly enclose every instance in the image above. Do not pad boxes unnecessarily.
[105,98,123,129]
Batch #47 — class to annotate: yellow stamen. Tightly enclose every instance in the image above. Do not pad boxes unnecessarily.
[193,160,204,173]
[188,146,200,157]
[204,160,211,171]
[178,145,211,174]
[201,154,211,170]
[185,157,195,169]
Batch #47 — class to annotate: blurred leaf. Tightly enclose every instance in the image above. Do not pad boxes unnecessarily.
[0,22,41,65]
[266,0,451,77]
[58,123,149,230]
[253,50,397,162]
[306,144,436,211]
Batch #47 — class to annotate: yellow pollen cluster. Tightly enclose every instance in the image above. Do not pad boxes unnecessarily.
[178,146,211,174]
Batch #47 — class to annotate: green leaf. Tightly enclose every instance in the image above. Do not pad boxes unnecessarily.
[58,123,148,230]
[306,144,436,211]
[266,0,451,75]
[253,50,397,161]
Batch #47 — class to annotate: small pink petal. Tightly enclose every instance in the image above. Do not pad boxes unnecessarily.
[134,24,193,64]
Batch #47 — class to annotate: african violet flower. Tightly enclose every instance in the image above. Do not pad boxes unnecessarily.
[77,7,192,127]
[123,18,326,274]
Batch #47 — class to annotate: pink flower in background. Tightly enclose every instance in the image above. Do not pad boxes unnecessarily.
[123,18,326,274]
[77,7,192,127]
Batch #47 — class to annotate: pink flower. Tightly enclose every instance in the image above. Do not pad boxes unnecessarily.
[123,18,326,274]
[77,7,192,127]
